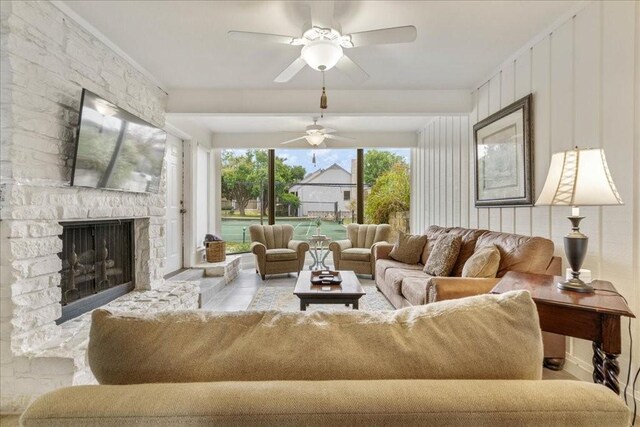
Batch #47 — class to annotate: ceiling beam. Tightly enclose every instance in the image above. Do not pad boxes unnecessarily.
[167,89,472,115]
[211,131,418,149]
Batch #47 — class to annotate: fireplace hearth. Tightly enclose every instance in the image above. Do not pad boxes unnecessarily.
[58,219,135,323]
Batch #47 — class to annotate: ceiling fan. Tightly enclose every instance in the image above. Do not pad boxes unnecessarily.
[280,119,355,147]
[228,2,417,83]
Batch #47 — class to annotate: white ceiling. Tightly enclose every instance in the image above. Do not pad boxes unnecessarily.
[168,115,436,133]
[62,0,581,90]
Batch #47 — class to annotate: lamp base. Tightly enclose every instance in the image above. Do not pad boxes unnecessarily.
[557,277,594,293]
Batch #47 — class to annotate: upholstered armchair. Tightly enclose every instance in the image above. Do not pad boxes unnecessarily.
[249,224,309,280]
[328,223,391,277]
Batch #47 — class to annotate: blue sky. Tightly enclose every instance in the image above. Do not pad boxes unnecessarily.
[224,148,410,176]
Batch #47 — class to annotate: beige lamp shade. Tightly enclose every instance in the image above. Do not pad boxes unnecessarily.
[536,148,623,206]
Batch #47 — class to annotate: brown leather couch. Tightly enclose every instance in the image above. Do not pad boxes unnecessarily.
[250,224,309,279]
[328,223,390,276]
[374,225,566,369]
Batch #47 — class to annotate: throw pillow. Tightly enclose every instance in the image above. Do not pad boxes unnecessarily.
[423,234,462,276]
[462,245,501,278]
[389,231,428,264]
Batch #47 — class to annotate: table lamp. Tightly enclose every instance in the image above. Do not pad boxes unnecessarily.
[536,147,623,293]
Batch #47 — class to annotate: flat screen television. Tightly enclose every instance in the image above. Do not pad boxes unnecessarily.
[70,89,167,194]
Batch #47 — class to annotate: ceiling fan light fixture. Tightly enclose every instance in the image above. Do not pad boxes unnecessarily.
[305,134,325,146]
[301,40,343,71]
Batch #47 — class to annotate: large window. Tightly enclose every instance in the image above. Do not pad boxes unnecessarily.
[275,148,357,242]
[363,148,411,238]
[220,149,268,254]
[220,148,410,253]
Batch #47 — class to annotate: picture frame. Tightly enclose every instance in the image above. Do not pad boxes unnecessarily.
[473,94,533,207]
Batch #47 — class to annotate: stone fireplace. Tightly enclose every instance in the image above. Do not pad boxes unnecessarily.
[0,1,200,412]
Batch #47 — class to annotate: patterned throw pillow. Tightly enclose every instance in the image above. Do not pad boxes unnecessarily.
[389,231,428,264]
[462,245,501,278]
[423,234,462,276]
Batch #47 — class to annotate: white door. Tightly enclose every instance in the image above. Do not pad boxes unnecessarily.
[165,134,183,275]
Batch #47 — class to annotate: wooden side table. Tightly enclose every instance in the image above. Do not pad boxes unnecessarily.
[491,271,635,395]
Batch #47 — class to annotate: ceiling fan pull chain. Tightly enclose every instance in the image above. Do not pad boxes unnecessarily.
[320,70,328,111]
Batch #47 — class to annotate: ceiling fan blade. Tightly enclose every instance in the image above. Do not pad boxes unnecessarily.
[309,1,334,29]
[322,127,337,134]
[280,135,308,145]
[274,57,307,83]
[325,134,356,142]
[335,55,369,83]
[228,31,296,45]
[344,25,417,47]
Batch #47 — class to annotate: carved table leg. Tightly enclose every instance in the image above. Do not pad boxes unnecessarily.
[603,353,620,395]
[592,341,620,394]
[592,342,605,384]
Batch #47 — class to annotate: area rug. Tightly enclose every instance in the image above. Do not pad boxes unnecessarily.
[247,286,395,312]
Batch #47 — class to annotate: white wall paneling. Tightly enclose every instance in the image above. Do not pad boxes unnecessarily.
[413,1,639,404]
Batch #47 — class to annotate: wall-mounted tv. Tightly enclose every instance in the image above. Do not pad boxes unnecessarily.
[70,89,167,194]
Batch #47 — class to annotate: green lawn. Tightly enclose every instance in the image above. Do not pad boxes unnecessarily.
[221,217,348,254]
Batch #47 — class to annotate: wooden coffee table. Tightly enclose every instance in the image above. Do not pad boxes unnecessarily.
[491,271,635,395]
[294,270,365,311]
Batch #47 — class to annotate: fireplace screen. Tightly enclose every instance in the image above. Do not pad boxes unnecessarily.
[58,219,135,323]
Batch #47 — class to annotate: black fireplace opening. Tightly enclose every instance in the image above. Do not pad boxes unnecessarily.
[57,219,135,324]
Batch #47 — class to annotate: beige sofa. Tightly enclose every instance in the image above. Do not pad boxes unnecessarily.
[374,225,565,367]
[328,223,390,276]
[250,224,309,279]
[21,292,629,426]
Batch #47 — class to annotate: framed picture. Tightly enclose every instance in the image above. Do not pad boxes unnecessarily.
[473,94,533,207]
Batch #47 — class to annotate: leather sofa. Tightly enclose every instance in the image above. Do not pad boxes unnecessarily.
[249,224,309,279]
[20,292,629,426]
[375,225,566,368]
[328,223,390,276]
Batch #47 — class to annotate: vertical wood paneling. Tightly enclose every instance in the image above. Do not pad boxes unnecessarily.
[446,117,454,226]
[500,63,516,233]
[531,37,552,240]
[452,117,461,227]
[488,74,503,231]
[514,49,533,236]
[411,1,638,397]
[477,84,490,229]
[460,115,470,228]
[600,0,637,367]
[468,92,479,229]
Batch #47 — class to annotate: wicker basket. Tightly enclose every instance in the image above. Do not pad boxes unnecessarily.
[205,241,226,263]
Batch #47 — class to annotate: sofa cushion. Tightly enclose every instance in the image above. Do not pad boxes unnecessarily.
[89,290,543,385]
[462,245,501,278]
[401,277,430,305]
[389,231,428,264]
[20,380,631,427]
[385,268,432,295]
[265,248,297,261]
[375,259,424,281]
[422,226,488,276]
[424,234,462,276]
[475,231,554,277]
[341,248,371,262]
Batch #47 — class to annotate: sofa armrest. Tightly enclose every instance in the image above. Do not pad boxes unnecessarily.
[427,277,501,303]
[251,242,266,256]
[288,240,309,253]
[328,239,352,253]
[373,243,395,261]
